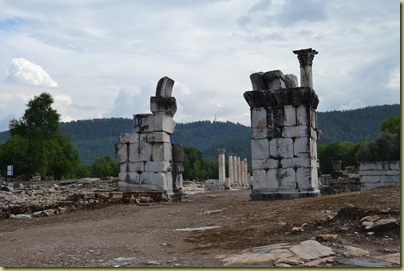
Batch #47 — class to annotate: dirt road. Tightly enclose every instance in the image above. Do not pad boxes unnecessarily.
[0,186,400,267]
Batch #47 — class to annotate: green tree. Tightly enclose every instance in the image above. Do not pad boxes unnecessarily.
[380,115,400,134]
[91,155,119,178]
[0,92,81,180]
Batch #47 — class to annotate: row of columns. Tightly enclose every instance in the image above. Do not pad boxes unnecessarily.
[218,149,250,189]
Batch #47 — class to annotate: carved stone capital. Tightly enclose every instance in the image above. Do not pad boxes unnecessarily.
[293,48,318,67]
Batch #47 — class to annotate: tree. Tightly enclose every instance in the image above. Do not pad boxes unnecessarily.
[91,155,119,178]
[380,115,400,134]
[0,92,81,180]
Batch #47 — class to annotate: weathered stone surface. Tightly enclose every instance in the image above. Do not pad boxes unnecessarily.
[153,113,176,134]
[284,74,298,88]
[263,70,286,90]
[145,161,171,172]
[373,253,401,265]
[370,218,399,231]
[337,258,392,267]
[251,139,270,160]
[269,138,293,158]
[155,76,174,98]
[115,143,128,163]
[150,96,177,117]
[146,132,171,143]
[129,143,152,162]
[290,240,335,261]
[244,90,267,108]
[133,114,154,133]
[343,245,370,257]
[152,143,172,162]
[249,72,266,91]
[316,234,338,241]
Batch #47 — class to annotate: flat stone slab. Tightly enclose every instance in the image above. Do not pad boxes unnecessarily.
[290,240,335,261]
[337,258,392,267]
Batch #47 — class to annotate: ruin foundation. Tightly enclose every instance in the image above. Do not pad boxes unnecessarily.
[115,76,184,201]
[244,48,321,200]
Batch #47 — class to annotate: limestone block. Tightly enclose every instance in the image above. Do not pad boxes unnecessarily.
[244,90,267,108]
[266,169,279,189]
[150,96,177,117]
[269,138,293,158]
[156,76,175,98]
[250,72,266,91]
[251,139,270,160]
[120,132,147,143]
[133,114,154,133]
[165,172,174,192]
[293,138,310,158]
[120,163,128,173]
[296,105,308,126]
[282,126,308,138]
[284,105,296,126]
[267,107,285,128]
[310,128,318,140]
[172,144,184,163]
[118,172,129,182]
[145,161,171,172]
[127,172,140,184]
[147,131,171,143]
[252,169,268,190]
[389,161,400,170]
[284,74,298,88]
[119,133,131,143]
[252,127,275,139]
[263,70,286,90]
[128,162,145,173]
[310,138,317,159]
[129,142,152,162]
[140,172,167,190]
[311,109,317,129]
[251,107,267,129]
[296,168,317,189]
[152,142,172,162]
[115,143,128,163]
[153,113,176,134]
[252,159,279,170]
[275,168,296,189]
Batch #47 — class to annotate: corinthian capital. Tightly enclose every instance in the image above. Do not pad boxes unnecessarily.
[293,48,318,67]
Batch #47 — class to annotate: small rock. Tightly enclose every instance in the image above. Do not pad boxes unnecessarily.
[343,245,369,257]
[145,260,159,265]
[290,240,335,261]
[303,256,336,267]
[10,214,32,219]
[360,215,381,223]
[370,218,399,231]
[374,253,401,265]
[316,234,338,241]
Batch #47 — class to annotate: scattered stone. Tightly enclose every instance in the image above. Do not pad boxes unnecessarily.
[303,256,336,267]
[343,245,370,257]
[370,218,399,231]
[9,214,32,219]
[174,226,221,232]
[360,215,381,223]
[275,256,303,266]
[373,253,400,265]
[337,258,392,267]
[291,223,308,233]
[201,209,223,215]
[316,234,338,241]
[145,260,159,265]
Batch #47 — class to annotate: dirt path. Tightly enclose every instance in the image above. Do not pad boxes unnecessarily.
[0,186,400,267]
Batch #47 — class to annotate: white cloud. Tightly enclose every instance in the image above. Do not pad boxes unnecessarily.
[6,57,58,87]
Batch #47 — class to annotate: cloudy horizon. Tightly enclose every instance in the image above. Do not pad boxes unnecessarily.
[0,0,400,132]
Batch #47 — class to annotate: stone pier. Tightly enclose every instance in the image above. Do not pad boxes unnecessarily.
[244,48,321,200]
[218,149,228,189]
[115,76,184,201]
[228,153,234,186]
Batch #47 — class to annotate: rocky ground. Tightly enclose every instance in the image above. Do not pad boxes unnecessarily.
[0,179,400,268]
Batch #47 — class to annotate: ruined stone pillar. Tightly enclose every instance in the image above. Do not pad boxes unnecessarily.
[293,48,318,88]
[237,156,241,187]
[244,48,320,200]
[232,155,238,187]
[218,149,227,189]
[243,158,248,187]
[228,153,234,186]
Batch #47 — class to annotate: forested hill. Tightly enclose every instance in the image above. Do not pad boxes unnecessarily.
[0,104,400,164]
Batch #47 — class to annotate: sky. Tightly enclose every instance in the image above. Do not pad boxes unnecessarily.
[0,0,400,132]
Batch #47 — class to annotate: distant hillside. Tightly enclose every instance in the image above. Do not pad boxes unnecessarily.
[0,104,400,164]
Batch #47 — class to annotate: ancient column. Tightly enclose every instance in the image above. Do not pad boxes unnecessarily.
[293,48,318,88]
[228,153,234,187]
[237,156,241,187]
[232,154,238,187]
[243,158,248,187]
[244,48,320,200]
[218,149,227,188]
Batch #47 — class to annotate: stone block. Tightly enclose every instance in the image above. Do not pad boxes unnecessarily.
[293,138,310,158]
[296,168,313,189]
[115,143,128,163]
[269,138,293,158]
[282,126,308,138]
[252,127,275,139]
[266,168,279,189]
[252,169,268,190]
[127,172,140,184]
[296,105,308,126]
[263,70,286,90]
[152,143,172,162]
[252,159,279,170]
[110,191,123,199]
[284,74,298,88]
[150,96,177,117]
[251,107,267,129]
[120,163,128,173]
[251,139,270,160]
[292,157,312,168]
[310,128,318,140]
[128,162,145,173]
[155,76,174,98]
[250,72,266,91]
[140,172,167,190]
[389,161,400,170]
[267,107,285,128]
[172,144,184,162]
[133,114,154,133]
[118,172,128,182]
[311,109,317,129]
[284,105,296,126]
[244,90,267,108]
[153,113,176,134]
[145,161,171,172]
[276,168,296,189]
[129,142,152,162]
[120,132,147,143]
[147,131,171,143]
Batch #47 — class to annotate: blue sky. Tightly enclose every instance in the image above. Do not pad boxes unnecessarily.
[0,0,400,131]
